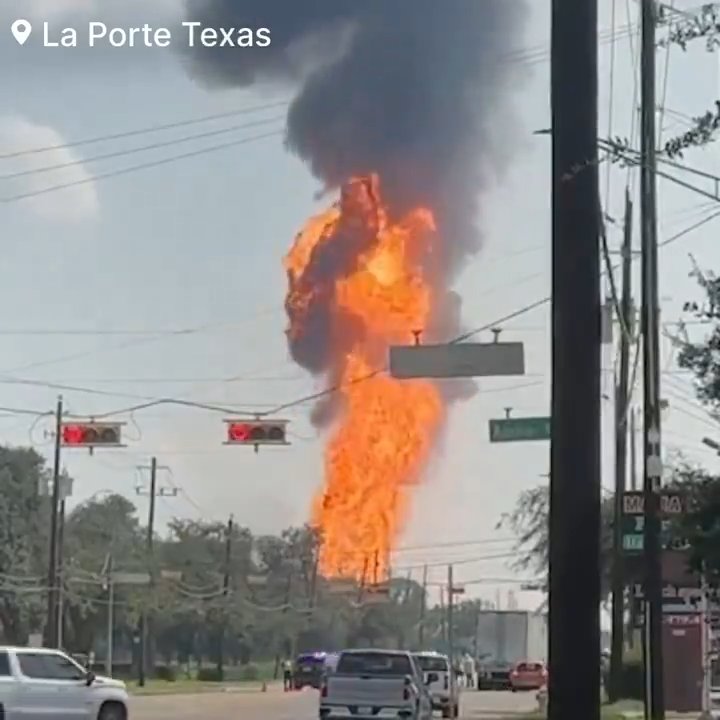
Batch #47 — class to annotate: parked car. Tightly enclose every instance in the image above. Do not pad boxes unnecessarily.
[509,660,548,692]
[0,645,129,719]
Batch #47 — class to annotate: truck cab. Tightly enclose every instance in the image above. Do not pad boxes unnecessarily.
[0,645,129,719]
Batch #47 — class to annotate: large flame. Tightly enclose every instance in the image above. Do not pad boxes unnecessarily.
[284,174,445,579]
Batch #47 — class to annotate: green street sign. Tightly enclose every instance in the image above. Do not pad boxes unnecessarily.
[489,417,550,442]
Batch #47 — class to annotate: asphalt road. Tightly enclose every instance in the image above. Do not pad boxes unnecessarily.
[129,687,539,720]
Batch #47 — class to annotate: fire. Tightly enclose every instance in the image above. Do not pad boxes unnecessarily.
[284,174,445,579]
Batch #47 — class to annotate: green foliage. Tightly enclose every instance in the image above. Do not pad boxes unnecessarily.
[0,444,430,664]
[197,667,223,682]
[238,663,259,681]
[154,665,177,682]
[496,484,615,597]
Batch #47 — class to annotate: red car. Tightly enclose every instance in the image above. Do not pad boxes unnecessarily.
[509,661,548,691]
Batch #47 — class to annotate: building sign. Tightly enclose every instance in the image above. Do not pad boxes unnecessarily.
[621,491,687,554]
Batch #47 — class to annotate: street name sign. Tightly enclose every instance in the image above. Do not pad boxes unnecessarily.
[389,342,525,379]
[489,417,550,442]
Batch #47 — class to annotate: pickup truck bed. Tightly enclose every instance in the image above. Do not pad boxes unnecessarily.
[320,649,432,720]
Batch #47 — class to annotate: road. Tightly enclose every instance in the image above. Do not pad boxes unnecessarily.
[129,687,538,719]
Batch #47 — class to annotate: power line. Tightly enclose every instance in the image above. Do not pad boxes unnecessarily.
[1,129,283,204]
[0,99,291,160]
[2,115,285,180]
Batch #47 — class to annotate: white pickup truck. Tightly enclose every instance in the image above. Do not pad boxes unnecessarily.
[0,646,129,719]
[320,649,432,720]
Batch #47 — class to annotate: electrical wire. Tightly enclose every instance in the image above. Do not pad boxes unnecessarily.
[2,115,285,180]
[0,99,292,159]
[1,129,283,204]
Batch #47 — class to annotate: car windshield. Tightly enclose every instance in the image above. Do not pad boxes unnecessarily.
[517,662,543,672]
[337,652,412,676]
[296,655,324,666]
[415,656,448,672]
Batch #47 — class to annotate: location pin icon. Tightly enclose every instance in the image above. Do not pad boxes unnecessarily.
[11,19,32,46]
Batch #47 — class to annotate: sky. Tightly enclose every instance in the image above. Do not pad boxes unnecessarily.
[2,0,720,613]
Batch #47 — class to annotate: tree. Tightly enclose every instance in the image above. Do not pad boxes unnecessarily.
[0,446,51,644]
[497,483,615,597]
[61,494,145,654]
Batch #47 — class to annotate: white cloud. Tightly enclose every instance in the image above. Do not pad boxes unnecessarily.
[0,116,99,223]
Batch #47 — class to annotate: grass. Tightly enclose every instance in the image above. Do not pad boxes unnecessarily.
[125,660,279,696]
[520,699,645,720]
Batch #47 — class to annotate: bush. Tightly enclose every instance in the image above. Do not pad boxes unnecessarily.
[239,663,259,681]
[197,668,223,682]
[154,666,177,682]
[617,659,643,700]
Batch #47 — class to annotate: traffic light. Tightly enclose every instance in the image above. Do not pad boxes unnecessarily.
[223,419,289,446]
[60,422,124,448]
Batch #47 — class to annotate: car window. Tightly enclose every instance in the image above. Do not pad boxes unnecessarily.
[0,651,10,676]
[337,652,412,676]
[517,662,543,672]
[415,656,448,672]
[18,653,85,680]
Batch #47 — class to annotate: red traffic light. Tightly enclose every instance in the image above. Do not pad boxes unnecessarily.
[224,419,289,446]
[60,422,123,447]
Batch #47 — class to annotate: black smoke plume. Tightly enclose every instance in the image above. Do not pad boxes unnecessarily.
[183,0,526,401]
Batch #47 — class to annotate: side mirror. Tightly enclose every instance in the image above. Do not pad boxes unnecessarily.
[426,672,439,685]
[85,671,95,686]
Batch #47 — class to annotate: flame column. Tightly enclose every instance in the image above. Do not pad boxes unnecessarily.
[549,0,601,717]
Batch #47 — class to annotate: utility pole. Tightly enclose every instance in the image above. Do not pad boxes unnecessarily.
[45,396,63,648]
[418,565,428,648]
[56,496,66,649]
[447,565,454,664]
[138,457,158,687]
[105,555,114,677]
[609,190,634,702]
[549,0,601,716]
[630,409,638,491]
[218,515,233,680]
[640,0,664,715]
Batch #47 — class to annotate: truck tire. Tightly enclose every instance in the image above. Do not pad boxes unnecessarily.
[98,701,127,720]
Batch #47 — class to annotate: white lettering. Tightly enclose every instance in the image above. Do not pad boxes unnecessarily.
[43,22,78,47]
[183,21,201,46]
[256,27,271,47]
[88,22,108,46]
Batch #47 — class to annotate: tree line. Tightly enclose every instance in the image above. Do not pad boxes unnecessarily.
[0,449,493,677]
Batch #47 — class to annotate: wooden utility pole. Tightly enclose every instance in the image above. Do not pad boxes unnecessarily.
[218,515,233,679]
[418,565,428,648]
[640,0,665,715]
[549,0,601,715]
[138,457,157,687]
[609,190,634,702]
[447,565,455,664]
[45,396,63,648]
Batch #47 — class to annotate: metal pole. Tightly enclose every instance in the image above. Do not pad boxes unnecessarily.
[609,191,634,702]
[549,0,601,715]
[45,396,63,648]
[106,556,114,677]
[640,0,664,716]
[418,565,428,648]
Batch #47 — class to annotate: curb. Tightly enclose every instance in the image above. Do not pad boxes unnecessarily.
[130,681,281,697]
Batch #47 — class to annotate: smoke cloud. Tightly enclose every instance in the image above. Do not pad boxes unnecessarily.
[182,0,526,391]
